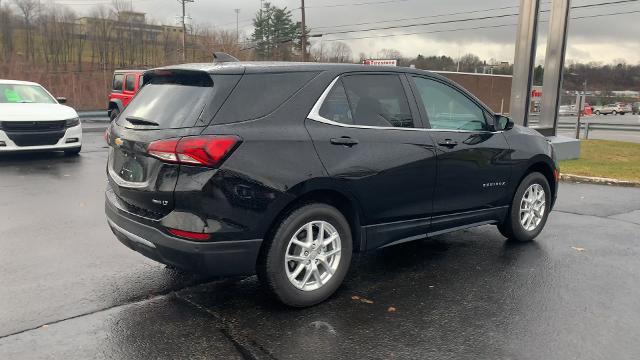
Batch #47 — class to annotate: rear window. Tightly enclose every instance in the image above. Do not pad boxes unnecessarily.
[117,71,214,129]
[213,72,317,124]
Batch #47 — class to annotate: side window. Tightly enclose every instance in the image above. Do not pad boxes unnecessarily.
[341,74,414,128]
[215,72,318,123]
[412,76,488,131]
[112,74,124,92]
[319,80,353,124]
[125,75,136,92]
[138,75,144,90]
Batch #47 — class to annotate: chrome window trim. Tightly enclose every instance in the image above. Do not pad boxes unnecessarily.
[307,75,502,134]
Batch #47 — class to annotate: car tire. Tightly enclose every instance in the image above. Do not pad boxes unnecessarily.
[110,108,120,122]
[612,110,617,115]
[497,172,551,242]
[64,146,81,156]
[257,203,352,307]
[594,110,600,115]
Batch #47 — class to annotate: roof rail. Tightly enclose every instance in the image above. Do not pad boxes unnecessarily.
[212,52,239,63]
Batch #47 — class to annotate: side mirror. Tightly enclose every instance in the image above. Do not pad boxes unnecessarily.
[495,115,514,131]
[56,97,67,104]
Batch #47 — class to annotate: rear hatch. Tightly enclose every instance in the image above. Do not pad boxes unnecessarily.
[107,69,241,219]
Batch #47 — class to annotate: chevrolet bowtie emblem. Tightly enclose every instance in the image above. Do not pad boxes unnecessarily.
[114,138,124,147]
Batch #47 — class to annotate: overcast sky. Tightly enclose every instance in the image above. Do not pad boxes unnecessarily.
[57,0,640,64]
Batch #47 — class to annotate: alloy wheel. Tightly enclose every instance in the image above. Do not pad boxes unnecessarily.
[520,183,546,231]
[284,220,342,291]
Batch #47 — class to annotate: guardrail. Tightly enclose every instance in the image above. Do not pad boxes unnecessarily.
[78,110,108,120]
[556,122,640,132]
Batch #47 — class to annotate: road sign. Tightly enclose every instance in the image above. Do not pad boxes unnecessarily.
[363,59,398,66]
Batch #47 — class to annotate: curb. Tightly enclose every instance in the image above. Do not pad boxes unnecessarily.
[560,174,640,188]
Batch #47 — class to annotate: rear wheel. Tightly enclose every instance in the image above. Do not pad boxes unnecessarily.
[498,172,551,242]
[257,203,352,307]
[595,110,600,115]
[612,110,618,115]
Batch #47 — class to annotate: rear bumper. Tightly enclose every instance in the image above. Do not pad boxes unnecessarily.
[105,188,262,276]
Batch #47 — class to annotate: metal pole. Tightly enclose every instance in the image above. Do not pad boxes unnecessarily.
[301,0,307,61]
[509,0,541,125]
[180,0,194,62]
[182,0,186,62]
[575,93,583,139]
[584,121,590,139]
[234,9,240,44]
[541,0,571,136]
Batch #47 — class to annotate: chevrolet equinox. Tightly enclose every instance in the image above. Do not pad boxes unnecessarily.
[105,62,558,307]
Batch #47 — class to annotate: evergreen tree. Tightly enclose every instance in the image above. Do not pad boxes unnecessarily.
[252,2,304,60]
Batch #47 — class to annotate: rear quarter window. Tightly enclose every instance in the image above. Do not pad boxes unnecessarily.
[213,72,318,124]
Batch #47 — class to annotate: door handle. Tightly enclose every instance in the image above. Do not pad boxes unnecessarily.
[437,139,458,148]
[330,137,359,147]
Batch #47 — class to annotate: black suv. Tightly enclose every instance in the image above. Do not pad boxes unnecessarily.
[105,62,558,307]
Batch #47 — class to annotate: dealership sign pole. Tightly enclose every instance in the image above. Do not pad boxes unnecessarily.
[509,0,540,127]
[540,0,571,136]
[511,0,580,159]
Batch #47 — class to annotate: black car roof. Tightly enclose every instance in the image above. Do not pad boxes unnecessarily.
[149,61,439,77]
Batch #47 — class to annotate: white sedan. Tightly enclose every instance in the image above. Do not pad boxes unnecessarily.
[0,80,82,155]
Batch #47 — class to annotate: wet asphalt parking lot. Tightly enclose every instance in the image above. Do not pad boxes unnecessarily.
[1,131,639,360]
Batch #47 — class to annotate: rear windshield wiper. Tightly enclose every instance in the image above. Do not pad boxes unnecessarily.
[125,116,159,126]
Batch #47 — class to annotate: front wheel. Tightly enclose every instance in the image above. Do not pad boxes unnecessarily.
[109,108,120,122]
[594,110,600,115]
[498,172,551,242]
[257,203,352,307]
[612,110,618,115]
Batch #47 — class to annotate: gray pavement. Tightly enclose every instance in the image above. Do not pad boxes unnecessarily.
[1,132,640,360]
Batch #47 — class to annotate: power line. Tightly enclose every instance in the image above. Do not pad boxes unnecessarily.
[304,0,409,9]
[312,5,522,30]
[320,8,640,42]
[311,0,639,37]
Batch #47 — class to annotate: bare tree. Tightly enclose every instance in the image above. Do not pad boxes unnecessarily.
[14,0,40,62]
[377,48,402,60]
[0,2,15,61]
[89,5,115,70]
[327,41,352,63]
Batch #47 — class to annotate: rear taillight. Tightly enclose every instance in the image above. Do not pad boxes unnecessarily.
[147,135,240,167]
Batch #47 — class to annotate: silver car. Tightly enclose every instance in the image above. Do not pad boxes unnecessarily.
[593,104,625,115]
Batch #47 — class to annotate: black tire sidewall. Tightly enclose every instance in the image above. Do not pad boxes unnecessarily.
[507,172,551,242]
[110,108,120,122]
[261,203,352,307]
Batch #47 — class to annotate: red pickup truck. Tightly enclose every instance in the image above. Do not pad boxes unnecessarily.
[107,70,145,121]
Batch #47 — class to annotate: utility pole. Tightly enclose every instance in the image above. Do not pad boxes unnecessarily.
[300,0,307,61]
[179,0,194,62]
[234,8,240,44]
